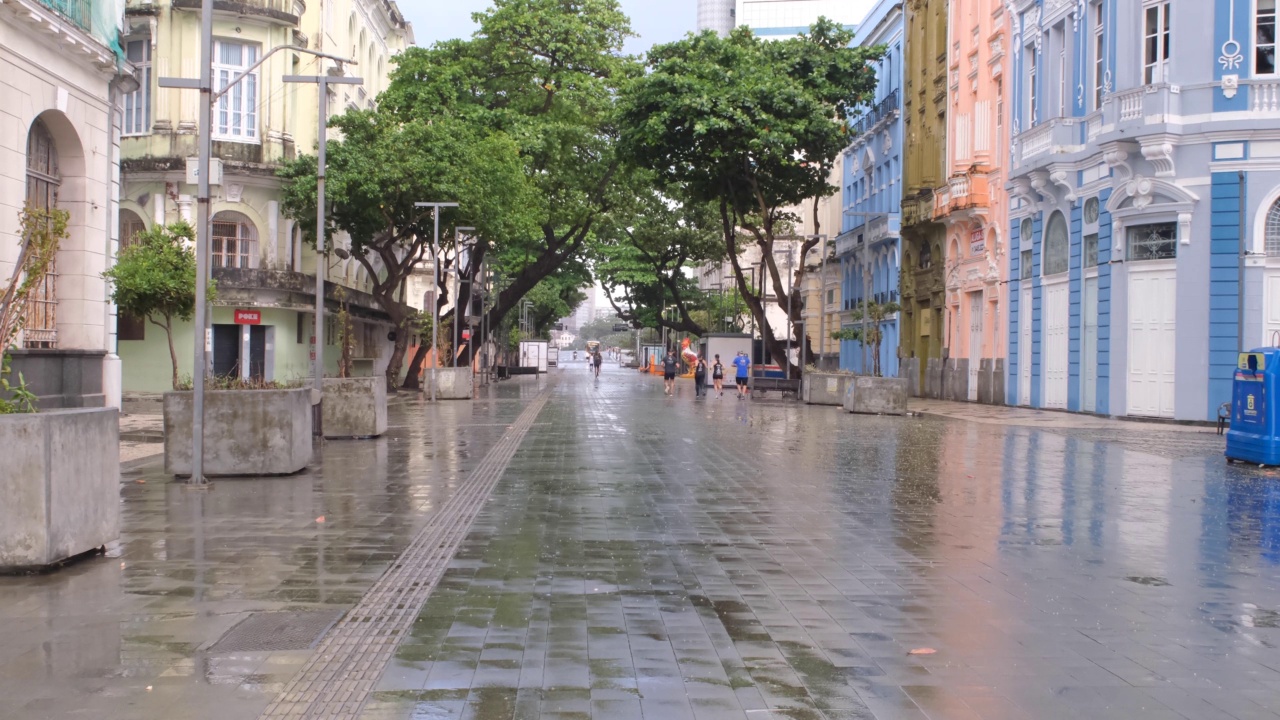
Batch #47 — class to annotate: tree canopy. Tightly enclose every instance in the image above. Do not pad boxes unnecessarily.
[618,21,881,377]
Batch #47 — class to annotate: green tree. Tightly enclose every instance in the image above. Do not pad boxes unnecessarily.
[380,0,637,362]
[832,301,900,377]
[592,187,725,335]
[102,221,206,390]
[618,20,881,378]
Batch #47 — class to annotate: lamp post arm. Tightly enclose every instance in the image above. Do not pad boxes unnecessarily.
[211,46,359,103]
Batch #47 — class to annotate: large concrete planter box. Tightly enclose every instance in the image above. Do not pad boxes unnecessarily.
[802,373,853,406]
[0,408,120,571]
[843,376,909,415]
[323,377,387,439]
[164,387,312,476]
[428,368,473,399]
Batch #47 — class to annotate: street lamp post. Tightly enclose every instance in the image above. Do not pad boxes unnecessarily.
[158,0,357,481]
[414,202,459,402]
[283,71,362,437]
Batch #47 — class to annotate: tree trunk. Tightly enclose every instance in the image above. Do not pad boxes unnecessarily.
[383,308,412,392]
[402,344,428,390]
[151,314,180,390]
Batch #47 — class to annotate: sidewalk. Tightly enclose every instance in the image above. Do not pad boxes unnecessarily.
[909,397,1215,432]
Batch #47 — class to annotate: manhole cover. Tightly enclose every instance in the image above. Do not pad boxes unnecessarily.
[207,611,342,653]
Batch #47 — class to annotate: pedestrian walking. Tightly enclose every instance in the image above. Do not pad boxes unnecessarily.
[711,354,725,397]
[662,349,679,395]
[592,350,603,378]
[732,351,751,400]
[694,355,707,397]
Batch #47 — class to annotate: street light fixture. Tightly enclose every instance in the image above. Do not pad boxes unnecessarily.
[414,202,459,402]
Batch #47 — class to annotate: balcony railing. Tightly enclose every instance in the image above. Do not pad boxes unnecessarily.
[851,89,900,138]
[933,172,990,217]
[170,0,301,25]
[1019,123,1053,161]
[37,0,92,33]
[1115,87,1144,121]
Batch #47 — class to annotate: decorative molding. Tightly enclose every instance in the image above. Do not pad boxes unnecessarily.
[1223,74,1240,99]
[1220,0,1245,71]
[1103,147,1133,182]
[1178,212,1192,246]
[1139,138,1177,178]
[1113,218,1126,259]
[1049,169,1078,203]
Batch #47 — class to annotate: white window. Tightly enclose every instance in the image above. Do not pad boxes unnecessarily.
[1043,211,1069,276]
[123,39,151,136]
[1266,197,1280,256]
[1128,223,1177,261]
[1026,46,1038,125]
[213,40,259,142]
[1143,2,1171,85]
[1092,2,1105,110]
[212,213,257,268]
[1056,26,1067,116]
[1259,0,1278,75]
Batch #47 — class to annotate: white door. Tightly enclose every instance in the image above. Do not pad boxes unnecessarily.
[1019,287,1032,405]
[1264,270,1280,348]
[1127,268,1177,418]
[1043,280,1069,409]
[1082,276,1099,413]
[968,292,983,401]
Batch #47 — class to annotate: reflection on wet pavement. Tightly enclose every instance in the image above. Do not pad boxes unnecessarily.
[4,367,1280,720]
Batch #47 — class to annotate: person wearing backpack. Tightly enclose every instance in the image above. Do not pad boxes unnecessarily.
[693,355,708,397]
[711,354,725,397]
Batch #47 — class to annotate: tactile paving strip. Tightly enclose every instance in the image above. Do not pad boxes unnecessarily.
[259,389,551,719]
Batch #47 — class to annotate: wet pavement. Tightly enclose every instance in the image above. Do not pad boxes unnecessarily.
[4,365,1280,719]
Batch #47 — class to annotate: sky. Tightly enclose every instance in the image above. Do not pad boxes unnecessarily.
[398,0,696,56]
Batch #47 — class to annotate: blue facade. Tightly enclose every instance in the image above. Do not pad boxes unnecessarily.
[1004,0,1278,421]
[836,0,903,376]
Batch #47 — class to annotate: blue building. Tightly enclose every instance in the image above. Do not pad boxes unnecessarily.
[837,0,903,376]
[1006,0,1280,421]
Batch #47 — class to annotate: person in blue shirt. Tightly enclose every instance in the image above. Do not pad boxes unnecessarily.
[732,351,751,400]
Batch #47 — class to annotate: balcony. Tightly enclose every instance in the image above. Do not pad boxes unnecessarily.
[851,90,900,138]
[171,0,301,25]
[901,193,935,229]
[934,172,990,218]
[37,0,91,33]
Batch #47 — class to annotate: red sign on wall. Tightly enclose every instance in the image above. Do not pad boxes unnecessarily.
[234,309,261,325]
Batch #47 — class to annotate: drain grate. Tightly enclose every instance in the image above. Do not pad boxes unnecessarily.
[208,611,343,653]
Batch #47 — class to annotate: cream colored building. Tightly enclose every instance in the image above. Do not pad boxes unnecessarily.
[1,0,134,408]
[116,0,411,392]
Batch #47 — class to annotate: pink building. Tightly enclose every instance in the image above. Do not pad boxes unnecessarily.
[934,0,1009,403]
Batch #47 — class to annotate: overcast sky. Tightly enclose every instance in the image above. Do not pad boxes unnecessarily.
[399,0,696,56]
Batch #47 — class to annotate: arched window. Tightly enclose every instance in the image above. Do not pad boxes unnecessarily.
[211,212,257,269]
[1043,211,1069,276]
[119,208,146,249]
[24,118,60,348]
[1266,197,1280,256]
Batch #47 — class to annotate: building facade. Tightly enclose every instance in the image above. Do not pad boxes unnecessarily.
[116,0,410,392]
[1005,0,1280,422]
[936,0,1009,403]
[837,0,904,377]
[898,0,949,394]
[1,0,132,408]
[736,0,869,38]
[697,0,734,35]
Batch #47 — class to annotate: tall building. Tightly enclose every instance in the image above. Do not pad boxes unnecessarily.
[736,0,868,38]
[898,0,948,396]
[115,0,411,391]
[1004,0,1270,422]
[697,0,734,35]
[837,0,904,378]
[935,0,1009,404]
[1,0,133,408]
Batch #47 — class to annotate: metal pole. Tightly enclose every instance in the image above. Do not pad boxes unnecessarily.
[818,235,827,371]
[313,80,326,434]
[787,246,793,378]
[432,210,439,401]
[1240,170,1248,351]
[190,0,213,484]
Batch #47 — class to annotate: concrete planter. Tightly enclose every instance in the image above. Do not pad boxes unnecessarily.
[802,373,853,406]
[843,376,909,415]
[0,408,120,571]
[163,387,312,477]
[323,377,387,439]
[428,367,473,399]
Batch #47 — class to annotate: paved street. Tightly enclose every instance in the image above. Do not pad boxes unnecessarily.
[4,364,1280,719]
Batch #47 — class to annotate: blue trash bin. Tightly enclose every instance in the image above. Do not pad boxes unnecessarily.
[1226,348,1280,465]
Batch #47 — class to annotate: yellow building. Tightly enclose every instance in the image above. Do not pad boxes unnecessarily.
[116,0,410,392]
[899,0,948,395]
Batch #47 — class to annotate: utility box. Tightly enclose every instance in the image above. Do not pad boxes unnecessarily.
[1226,349,1280,465]
[519,340,549,373]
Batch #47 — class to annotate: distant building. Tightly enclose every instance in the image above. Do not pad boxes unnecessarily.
[736,0,869,38]
[837,0,903,378]
[697,0,734,35]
